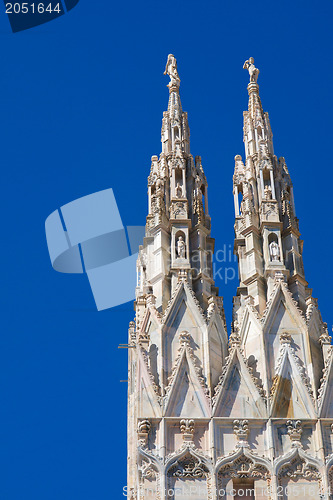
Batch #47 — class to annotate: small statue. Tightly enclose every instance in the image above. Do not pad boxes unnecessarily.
[164,54,180,90]
[177,236,186,259]
[156,177,163,193]
[176,182,183,198]
[264,185,272,199]
[269,240,280,261]
[243,57,259,83]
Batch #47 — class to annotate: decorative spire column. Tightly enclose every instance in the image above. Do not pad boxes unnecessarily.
[127,56,228,500]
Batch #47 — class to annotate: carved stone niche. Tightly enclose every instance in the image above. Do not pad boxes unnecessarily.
[217,453,271,500]
[277,454,322,499]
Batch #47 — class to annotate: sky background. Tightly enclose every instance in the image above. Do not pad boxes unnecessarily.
[0,1,332,499]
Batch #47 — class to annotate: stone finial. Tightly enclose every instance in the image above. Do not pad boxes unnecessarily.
[138,419,151,447]
[177,269,188,282]
[146,293,156,307]
[164,54,180,92]
[287,420,303,448]
[179,330,191,346]
[128,321,136,344]
[319,323,332,345]
[229,331,241,349]
[180,419,195,442]
[279,332,292,345]
[243,57,259,83]
[233,420,249,447]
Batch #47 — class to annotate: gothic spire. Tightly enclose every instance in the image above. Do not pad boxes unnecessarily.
[233,57,314,316]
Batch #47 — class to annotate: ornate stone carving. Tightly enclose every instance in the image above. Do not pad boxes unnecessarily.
[278,455,321,480]
[219,454,269,479]
[180,419,195,442]
[169,453,208,478]
[138,420,151,447]
[169,200,187,219]
[233,420,249,446]
[287,420,303,447]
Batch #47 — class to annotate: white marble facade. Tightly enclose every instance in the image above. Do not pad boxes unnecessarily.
[126,56,332,500]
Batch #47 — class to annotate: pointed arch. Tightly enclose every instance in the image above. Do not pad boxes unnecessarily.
[138,448,163,500]
[216,447,272,500]
[274,447,324,498]
[165,445,213,500]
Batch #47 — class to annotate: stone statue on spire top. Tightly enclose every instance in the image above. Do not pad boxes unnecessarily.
[243,57,259,83]
[164,54,181,91]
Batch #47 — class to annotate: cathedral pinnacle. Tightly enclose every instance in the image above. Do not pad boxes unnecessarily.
[164,54,181,92]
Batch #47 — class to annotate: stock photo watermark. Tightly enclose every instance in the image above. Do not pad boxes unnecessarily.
[122,483,323,497]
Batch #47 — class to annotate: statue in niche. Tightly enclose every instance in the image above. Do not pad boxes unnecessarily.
[177,236,186,259]
[264,184,272,199]
[243,57,259,83]
[269,240,281,261]
[176,182,183,198]
[156,177,163,194]
[164,54,180,90]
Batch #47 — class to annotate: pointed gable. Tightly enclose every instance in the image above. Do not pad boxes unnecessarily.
[213,348,267,418]
[136,348,162,419]
[318,348,333,417]
[164,344,211,418]
[270,341,316,418]
[161,282,208,382]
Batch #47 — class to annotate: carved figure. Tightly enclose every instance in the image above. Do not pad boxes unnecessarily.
[269,240,280,261]
[175,182,183,198]
[177,236,186,258]
[243,57,259,83]
[264,184,272,199]
[164,54,180,89]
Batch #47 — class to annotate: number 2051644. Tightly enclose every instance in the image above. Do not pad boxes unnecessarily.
[6,3,62,14]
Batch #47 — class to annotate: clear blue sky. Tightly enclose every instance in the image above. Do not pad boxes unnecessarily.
[0,1,332,499]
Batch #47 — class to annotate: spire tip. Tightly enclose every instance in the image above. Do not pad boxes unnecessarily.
[164,54,180,92]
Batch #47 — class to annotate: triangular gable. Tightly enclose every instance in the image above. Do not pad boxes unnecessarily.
[239,305,262,345]
[136,348,162,418]
[318,349,333,417]
[262,283,307,334]
[162,282,206,330]
[140,306,161,337]
[164,348,211,418]
[213,349,267,418]
[270,346,315,418]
